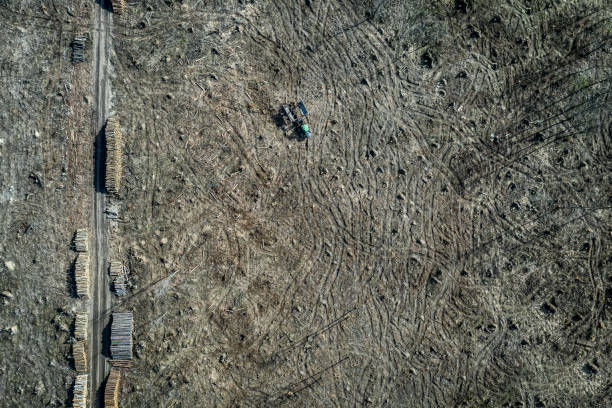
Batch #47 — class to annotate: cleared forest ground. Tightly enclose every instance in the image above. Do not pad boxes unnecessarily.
[0,1,93,406]
[108,1,610,407]
[0,0,610,407]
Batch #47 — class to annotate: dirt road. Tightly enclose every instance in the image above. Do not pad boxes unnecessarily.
[90,1,112,407]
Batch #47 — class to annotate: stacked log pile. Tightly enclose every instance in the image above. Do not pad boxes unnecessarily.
[105,117,123,195]
[109,261,126,296]
[73,341,88,372]
[110,0,126,14]
[74,313,88,340]
[74,253,90,298]
[74,229,89,252]
[72,374,88,408]
[108,359,132,368]
[110,312,133,365]
[68,231,90,403]
[71,34,86,63]
[104,367,121,408]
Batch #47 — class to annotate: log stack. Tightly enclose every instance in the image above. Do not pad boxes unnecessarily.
[104,367,121,408]
[109,261,126,296]
[74,229,89,252]
[105,117,123,195]
[71,34,86,63]
[73,341,88,373]
[110,312,133,365]
[110,0,126,15]
[74,313,88,340]
[72,374,88,408]
[74,253,90,298]
[108,359,132,368]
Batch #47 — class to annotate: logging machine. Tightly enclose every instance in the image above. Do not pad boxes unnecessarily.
[282,99,311,139]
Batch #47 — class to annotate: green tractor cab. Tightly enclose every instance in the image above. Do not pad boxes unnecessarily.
[300,123,311,138]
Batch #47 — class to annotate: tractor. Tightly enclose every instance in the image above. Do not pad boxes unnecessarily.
[282,99,311,139]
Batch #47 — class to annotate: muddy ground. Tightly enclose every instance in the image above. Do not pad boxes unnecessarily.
[1,0,611,407]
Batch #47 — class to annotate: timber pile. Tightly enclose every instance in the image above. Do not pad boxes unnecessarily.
[74,229,88,252]
[109,261,126,296]
[109,359,132,368]
[110,312,133,362]
[109,261,123,278]
[74,313,88,340]
[74,253,90,298]
[105,117,123,195]
[104,367,121,408]
[71,34,86,63]
[110,0,126,14]
[73,341,87,372]
[72,374,88,408]
[113,276,126,295]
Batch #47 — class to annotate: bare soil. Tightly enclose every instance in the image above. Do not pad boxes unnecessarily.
[1,0,610,407]
[0,1,94,406]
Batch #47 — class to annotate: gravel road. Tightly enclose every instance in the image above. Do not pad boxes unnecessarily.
[90,1,112,406]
